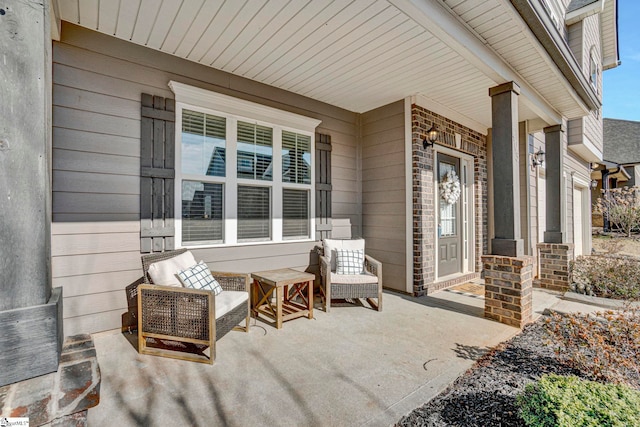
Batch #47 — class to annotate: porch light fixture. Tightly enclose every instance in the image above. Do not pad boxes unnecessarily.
[590,179,598,189]
[422,124,439,149]
[531,149,545,167]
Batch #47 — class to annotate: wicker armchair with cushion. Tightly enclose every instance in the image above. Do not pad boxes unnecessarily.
[136,249,250,364]
[319,238,382,312]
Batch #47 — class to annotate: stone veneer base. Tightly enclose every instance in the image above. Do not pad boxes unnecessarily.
[0,335,100,426]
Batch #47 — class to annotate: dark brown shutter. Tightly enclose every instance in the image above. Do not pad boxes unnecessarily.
[140,94,176,253]
[315,132,332,240]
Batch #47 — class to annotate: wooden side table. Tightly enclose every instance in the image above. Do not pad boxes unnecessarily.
[251,268,315,329]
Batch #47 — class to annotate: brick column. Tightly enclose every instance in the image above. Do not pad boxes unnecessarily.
[482,255,533,328]
[536,243,573,292]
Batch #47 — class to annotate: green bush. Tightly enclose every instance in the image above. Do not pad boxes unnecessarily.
[570,254,640,300]
[517,375,640,427]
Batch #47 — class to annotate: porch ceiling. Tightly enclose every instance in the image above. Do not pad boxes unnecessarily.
[57,0,585,129]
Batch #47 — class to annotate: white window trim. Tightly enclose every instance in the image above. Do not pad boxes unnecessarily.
[170,81,321,249]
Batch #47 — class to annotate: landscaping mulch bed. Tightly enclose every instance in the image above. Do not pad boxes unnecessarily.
[397,318,587,427]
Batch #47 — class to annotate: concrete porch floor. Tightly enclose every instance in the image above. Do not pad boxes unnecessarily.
[88,288,566,426]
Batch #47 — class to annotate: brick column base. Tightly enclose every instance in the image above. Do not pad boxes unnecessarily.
[536,243,574,292]
[482,255,533,328]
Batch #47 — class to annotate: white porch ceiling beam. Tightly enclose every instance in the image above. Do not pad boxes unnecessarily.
[50,0,61,41]
[389,0,562,125]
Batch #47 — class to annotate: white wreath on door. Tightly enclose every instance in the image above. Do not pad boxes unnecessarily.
[439,170,461,205]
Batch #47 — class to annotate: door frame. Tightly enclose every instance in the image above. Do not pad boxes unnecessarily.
[433,145,475,280]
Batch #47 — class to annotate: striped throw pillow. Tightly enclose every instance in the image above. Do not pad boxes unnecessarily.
[177,261,223,295]
[335,249,364,275]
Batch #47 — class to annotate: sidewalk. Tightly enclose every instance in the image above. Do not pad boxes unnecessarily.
[87,288,583,426]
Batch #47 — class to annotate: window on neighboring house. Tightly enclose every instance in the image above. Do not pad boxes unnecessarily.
[171,81,320,247]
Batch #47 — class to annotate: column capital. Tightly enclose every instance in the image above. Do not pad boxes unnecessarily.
[543,124,565,134]
[489,81,521,97]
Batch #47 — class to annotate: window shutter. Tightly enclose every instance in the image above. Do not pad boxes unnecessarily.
[315,133,332,240]
[140,94,176,253]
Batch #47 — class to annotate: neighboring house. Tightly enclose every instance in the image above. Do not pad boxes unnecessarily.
[1,0,619,337]
[590,118,640,226]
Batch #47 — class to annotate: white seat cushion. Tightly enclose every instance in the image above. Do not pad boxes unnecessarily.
[148,251,197,286]
[215,291,248,319]
[330,271,378,285]
[323,238,365,272]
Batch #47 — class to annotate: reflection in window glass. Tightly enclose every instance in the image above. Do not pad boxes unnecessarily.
[283,189,309,238]
[237,122,273,181]
[237,186,270,240]
[439,163,457,237]
[182,181,224,243]
[282,131,311,184]
[181,110,226,176]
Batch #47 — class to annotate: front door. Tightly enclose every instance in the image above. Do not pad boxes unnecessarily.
[437,153,462,277]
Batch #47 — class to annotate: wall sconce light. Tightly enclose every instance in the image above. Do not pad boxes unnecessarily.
[590,179,598,189]
[531,149,545,167]
[422,124,439,149]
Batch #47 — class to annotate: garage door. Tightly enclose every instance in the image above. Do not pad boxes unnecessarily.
[573,187,584,256]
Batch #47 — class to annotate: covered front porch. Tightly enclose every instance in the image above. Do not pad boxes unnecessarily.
[1,0,603,390]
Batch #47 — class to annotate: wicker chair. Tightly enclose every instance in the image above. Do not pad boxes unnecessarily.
[137,249,250,364]
[319,239,383,312]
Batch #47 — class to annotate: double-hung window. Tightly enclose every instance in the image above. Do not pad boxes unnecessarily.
[170,81,321,247]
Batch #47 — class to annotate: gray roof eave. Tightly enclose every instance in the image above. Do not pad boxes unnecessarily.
[567,0,600,14]
[510,0,600,113]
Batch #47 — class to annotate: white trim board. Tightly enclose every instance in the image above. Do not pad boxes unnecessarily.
[404,97,414,294]
[169,81,322,131]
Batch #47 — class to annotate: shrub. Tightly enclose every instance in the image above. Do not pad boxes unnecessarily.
[570,254,640,300]
[517,374,640,427]
[544,310,640,388]
[594,186,640,237]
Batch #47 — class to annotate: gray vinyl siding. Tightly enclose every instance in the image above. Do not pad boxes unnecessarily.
[582,15,603,156]
[361,101,406,292]
[530,132,545,269]
[564,148,591,246]
[53,23,359,335]
[567,14,604,159]
[567,21,583,65]
[519,123,532,255]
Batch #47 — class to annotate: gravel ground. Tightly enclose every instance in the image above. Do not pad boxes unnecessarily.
[396,319,586,427]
